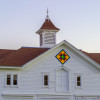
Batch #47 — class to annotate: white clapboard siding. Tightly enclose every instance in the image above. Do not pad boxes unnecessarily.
[0,45,100,100]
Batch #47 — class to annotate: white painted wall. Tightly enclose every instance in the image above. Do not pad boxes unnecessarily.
[0,44,100,100]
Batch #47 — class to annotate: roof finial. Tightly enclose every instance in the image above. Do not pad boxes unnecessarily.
[46,8,49,20]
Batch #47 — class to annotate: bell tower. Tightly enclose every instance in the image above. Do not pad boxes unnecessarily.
[36,10,60,48]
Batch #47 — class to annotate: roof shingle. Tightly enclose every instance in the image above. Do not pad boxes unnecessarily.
[0,48,49,66]
[40,19,60,30]
[0,49,15,59]
[82,51,100,64]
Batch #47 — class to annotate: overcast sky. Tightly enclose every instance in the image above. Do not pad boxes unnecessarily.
[0,0,100,53]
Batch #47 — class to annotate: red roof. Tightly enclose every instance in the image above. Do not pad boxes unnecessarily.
[0,48,49,67]
[0,48,100,67]
[82,51,100,64]
[40,19,60,30]
[0,49,15,59]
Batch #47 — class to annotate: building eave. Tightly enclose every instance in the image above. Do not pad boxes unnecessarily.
[0,66,22,69]
[36,29,59,34]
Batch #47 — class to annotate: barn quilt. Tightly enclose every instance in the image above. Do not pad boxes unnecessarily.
[56,49,70,64]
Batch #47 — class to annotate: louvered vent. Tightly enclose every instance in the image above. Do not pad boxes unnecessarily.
[44,33,55,44]
[40,34,43,46]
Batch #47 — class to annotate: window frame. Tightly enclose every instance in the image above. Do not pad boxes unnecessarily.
[42,72,49,88]
[13,74,18,86]
[75,74,82,88]
[5,74,18,88]
[6,74,11,86]
[44,75,49,86]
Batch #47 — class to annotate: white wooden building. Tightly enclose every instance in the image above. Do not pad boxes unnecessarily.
[0,13,100,100]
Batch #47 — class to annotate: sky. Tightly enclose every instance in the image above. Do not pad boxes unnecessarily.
[0,0,100,53]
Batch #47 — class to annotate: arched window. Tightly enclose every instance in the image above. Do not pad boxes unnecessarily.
[56,68,69,91]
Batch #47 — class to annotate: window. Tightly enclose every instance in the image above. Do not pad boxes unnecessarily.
[56,68,69,91]
[6,74,18,87]
[76,75,81,87]
[44,75,48,86]
[13,74,17,85]
[42,73,49,87]
[43,75,49,87]
[7,74,11,85]
[77,76,81,86]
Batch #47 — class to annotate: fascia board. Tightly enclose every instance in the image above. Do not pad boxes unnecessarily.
[0,66,22,69]
[75,94,100,97]
[2,93,34,97]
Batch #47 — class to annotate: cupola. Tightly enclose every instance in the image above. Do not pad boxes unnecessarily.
[36,10,60,48]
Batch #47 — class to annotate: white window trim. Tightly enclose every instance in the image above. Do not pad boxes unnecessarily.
[75,74,82,89]
[5,74,11,87]
[5,73,18,88]
[42,72,50,88]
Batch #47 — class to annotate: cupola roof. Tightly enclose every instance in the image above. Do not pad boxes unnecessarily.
[40,18,60,30]
[37,9,60,32]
